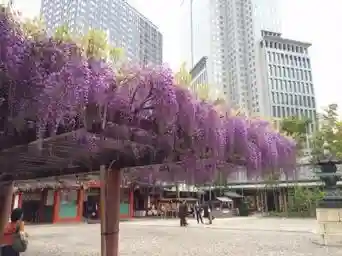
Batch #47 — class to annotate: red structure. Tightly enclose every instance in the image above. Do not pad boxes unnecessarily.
[87,181,134,219]
[11,183,134,224]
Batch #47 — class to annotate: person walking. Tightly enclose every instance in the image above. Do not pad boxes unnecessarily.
[178,201,188,227]
[194,202,203,224]
[207,201,214,224]
[0,208,28,255]
[203,203,213,225]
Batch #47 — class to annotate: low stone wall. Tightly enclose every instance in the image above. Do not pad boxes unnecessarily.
[316,208,342,246]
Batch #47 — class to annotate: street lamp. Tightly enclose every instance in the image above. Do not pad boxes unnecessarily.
[315,141,342,246]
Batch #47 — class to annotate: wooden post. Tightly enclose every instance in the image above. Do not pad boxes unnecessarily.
[39,189,48,223]
[52,190,60,223]
[0,183,14,236]
[75,188,85,222]
[283,188,288,212]
[100,165,121,256]
[129,187,134,218]
[100,165,107,256]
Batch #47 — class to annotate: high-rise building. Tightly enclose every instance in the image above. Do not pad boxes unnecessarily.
[190,56,208,91]
[259,30,317,131]
[40,0,163,65]
[181,0,281,113]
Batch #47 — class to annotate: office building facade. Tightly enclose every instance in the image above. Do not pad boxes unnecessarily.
[180,0,281,113]
[40,0,163,65]
[258,30,317,152]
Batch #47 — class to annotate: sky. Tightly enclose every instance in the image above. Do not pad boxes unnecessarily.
[12,0,342,111]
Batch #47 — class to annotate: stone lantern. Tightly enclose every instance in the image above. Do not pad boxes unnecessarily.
[316,144,342,246]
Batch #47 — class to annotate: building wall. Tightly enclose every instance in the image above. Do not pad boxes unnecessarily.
[181,0,281,113]
[11,188,84,223]
[190,56,208,92]
[258,30,317,151]
[40,0,162,65]
[180,0,221,90]
[224,164,321,186]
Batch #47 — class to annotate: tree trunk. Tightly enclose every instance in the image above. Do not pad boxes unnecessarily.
[100,166,121,256]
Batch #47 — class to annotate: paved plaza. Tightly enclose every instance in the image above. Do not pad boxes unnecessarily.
[22,217,340,255]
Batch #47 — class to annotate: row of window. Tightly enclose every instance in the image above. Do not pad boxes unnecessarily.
[267,51,310,68]
[269,78,314,95]
[268,65,312,82]
[272,106,316,125]
[271,92,315,108]
[42,0,158,35]
[263,40,308,54]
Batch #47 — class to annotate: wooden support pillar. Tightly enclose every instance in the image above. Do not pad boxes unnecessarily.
[0,183,14,236]
[278,190,283,212]
[39,189,48,223]
[263,190,268,212]
[52,190,60,223]
[77,188,85,221]
[283,189,288,212]
[129,187,134,218]
[100,165,121,256]
[257,191,262,211]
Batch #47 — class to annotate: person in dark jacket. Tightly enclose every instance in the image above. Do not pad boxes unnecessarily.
[178,201,188,227]
[208,201,214,224]
[194,202,203,224]
[203,203,213,224]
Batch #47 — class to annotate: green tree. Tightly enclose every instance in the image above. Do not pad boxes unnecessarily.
[81,29,109,59]
[311,103,342,161]
[280,116,310,154]
[287,186,324,217]
[80,29,123,62]
[54,24,72,42]
[174,63,216,101]
[52,25,124,65]
[174,62,192,87]
[195,83,210,101]
[21,16,46,40]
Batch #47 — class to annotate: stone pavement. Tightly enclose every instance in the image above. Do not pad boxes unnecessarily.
[22,217,340,256]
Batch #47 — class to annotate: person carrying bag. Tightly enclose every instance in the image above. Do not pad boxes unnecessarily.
[0,208,28,255]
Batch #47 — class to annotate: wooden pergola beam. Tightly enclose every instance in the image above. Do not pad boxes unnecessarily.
[0,126,168,182]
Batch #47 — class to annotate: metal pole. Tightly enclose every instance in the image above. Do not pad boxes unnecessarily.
[180,0,194,68]
[190,0,194,67]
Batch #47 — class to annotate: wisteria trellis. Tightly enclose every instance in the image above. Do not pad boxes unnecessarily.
[0,8,297,184]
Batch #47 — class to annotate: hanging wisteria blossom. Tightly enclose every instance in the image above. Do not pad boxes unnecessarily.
[0,8,297,184]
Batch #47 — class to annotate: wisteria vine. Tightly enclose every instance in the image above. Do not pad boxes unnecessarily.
[0,8,297,183]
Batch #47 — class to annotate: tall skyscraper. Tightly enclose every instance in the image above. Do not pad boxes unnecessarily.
[40,0,163,65]
[181,0,281,113]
